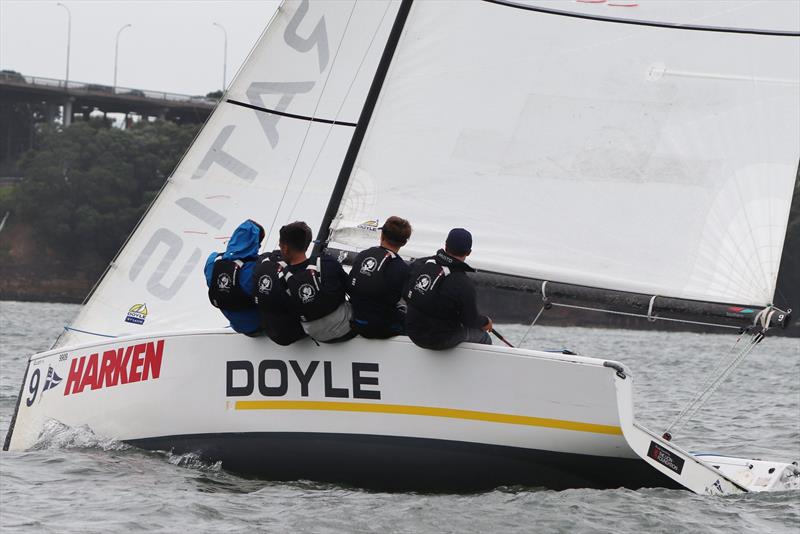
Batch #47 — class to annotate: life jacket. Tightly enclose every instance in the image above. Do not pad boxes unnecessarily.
[207,254,254,311]
[406,258,451,315]
[252,252,291,313]
[349,246,397,300]
[284,256,344,322]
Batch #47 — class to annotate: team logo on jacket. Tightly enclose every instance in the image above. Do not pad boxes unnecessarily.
[299,284,316,303]
[217,273,232,291]
[258,275,273,294]
[124,303,148,325]
[360,257,378,275]
[414,274,432,293]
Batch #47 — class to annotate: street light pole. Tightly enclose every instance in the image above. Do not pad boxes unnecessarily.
[114,23,132,89]
[212,22,228,91]
[56,2,71,87]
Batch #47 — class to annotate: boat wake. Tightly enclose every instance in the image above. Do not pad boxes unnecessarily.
[30,419,222,473]
[31,419,130,452]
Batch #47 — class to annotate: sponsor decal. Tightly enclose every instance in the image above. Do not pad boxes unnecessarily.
[360,257,378,275]
[356,219,380,232]
[726,306,754,318]
[125,303,148,325]
[226,360,380,400]
[64,340,165,396]
[648,441,685,474]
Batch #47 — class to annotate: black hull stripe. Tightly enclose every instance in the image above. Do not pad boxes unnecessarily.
[482,0,800,37]
[128,431,682,492]
[226,99,357,127]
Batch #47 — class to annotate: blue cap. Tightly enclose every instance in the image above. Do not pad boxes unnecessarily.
[446,228,472,255]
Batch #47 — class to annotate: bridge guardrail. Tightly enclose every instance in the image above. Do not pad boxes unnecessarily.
[0,72,216,107]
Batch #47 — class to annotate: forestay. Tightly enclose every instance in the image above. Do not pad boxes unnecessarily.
[327,0,800,308]
[57,0,400,348]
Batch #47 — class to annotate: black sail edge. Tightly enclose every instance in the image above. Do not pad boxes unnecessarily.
[326,246,791,331]
[313,0,415,256]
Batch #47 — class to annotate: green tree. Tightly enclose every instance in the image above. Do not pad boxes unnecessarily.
[10,119,199,259]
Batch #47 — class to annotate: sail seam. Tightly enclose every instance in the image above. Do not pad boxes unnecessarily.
[481,0,800,37]
[225,98,357,127]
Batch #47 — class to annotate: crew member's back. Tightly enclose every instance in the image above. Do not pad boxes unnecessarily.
[280,221,354,343]
[349,216,412,338]
[252,250,307,345]
[204,219,265,336]
[405,228,492,350]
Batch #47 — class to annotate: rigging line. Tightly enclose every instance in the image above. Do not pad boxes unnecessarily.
[549,302,742,330]
[263,0,360,248]
[62,326,116,338]
[225,99,357,128]
[665,333,762,436]
[480,0,800,37]
[664,332,744,435]
[285,0,394,224]
[519,304,546,347]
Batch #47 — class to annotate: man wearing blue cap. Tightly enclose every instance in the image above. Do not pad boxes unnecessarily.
[404,228,493,350]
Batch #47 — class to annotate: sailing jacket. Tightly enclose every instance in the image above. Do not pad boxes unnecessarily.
[284,254,350,323]
[349,245,410,337]
[252,250,306,345]
[204,220,262,335]
[405,249,489,349]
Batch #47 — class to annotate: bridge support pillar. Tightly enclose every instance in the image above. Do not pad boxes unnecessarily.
[62,98,73,127]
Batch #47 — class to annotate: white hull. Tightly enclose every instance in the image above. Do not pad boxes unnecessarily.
[5,332,797,493]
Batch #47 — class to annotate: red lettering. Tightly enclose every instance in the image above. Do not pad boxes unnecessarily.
[100,350,117,388]
[117,346,132,384]
[143,340,164,380]
[64,356,85,396]
[77,353,99,393]
[129,343,146,382]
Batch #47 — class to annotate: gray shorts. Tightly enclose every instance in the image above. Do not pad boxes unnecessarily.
[301,301,353,342]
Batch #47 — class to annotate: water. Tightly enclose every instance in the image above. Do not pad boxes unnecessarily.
[1,300,798,533]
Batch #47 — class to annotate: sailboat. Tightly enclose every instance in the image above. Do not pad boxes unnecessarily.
[4,0,799,493]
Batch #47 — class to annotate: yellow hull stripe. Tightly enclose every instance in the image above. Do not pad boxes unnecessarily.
[234,400,622,436]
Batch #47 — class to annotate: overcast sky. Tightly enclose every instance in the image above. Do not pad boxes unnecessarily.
[0,0,281,96]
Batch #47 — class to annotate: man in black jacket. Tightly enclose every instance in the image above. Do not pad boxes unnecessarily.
[405,228,493,350]
[280,221,355,343]
[349,216,412,338]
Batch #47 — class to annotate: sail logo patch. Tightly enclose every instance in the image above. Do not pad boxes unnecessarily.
[360,257,378,275]
[258,275,273,294]
[648,441,684,474]
[357,219,380,232]
[64,339,165,396]
[125,303,148,325]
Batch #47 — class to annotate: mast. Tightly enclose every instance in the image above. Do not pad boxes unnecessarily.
[313,0,414,256]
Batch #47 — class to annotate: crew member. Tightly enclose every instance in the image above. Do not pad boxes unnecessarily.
[252,249,307,346]
[205,219,265,336]
[405,228,492,350]
[280,221,354,343]
[349,216,412,338]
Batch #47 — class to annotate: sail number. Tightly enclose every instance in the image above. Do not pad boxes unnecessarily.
[26,368,41,407]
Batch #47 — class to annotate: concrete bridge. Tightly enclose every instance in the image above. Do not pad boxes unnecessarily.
[0,71,216,126]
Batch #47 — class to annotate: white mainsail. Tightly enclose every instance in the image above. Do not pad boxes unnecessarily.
[58,0,401,347]
[327,0,800,307]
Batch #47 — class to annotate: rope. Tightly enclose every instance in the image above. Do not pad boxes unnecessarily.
[549,302,742,330]
[663,331,764,437]
[62,326,116,338]
[519,304,546,347]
